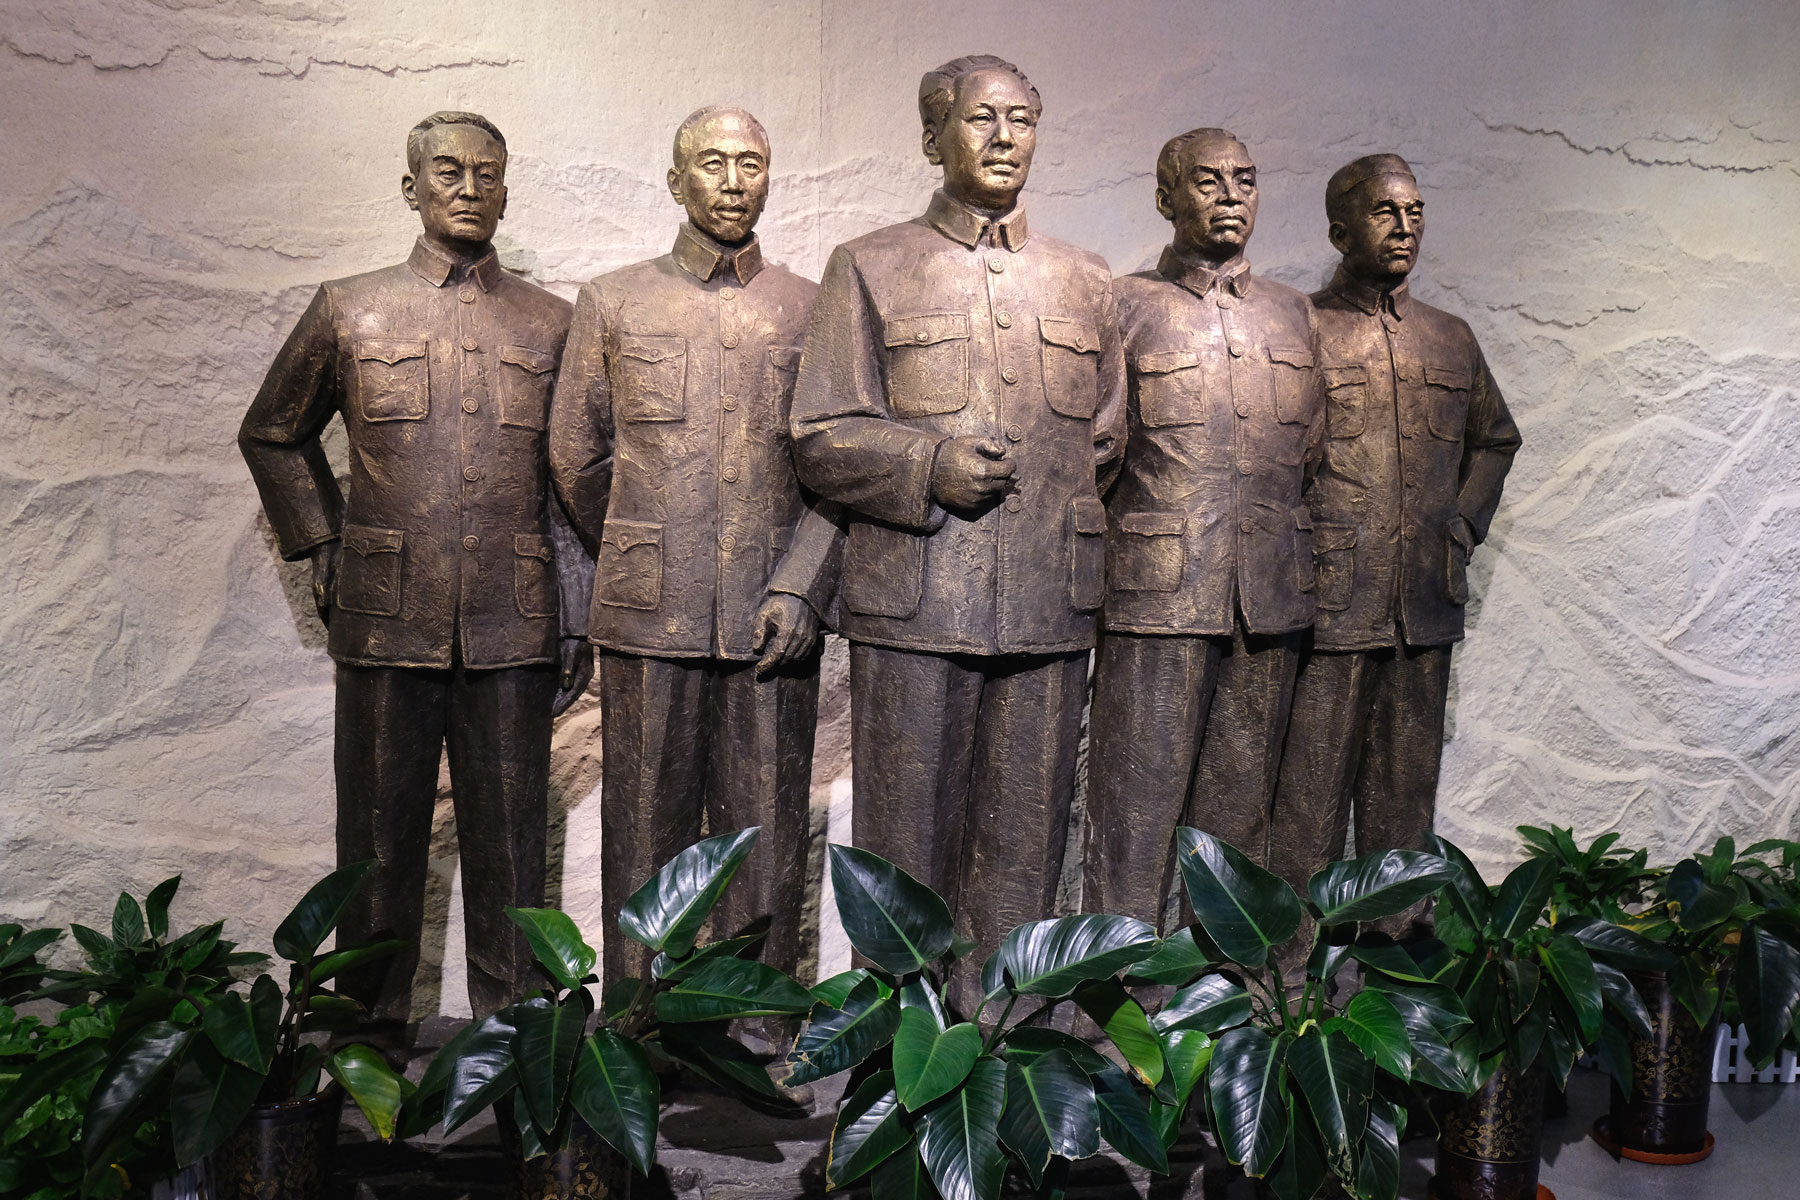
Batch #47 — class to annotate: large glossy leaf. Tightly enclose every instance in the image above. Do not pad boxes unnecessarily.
[0,1040,109,1131]
[827,1069,911,1187]
[1286,1030,1371,1180]
[1002,1027,1112,1073]
[310,939,407,987]
[145,875,181,941]
[654,956,812,1022]
[1207,1027,1290,1177]
[201,976,281,1073]
[112,891,146,947]
[395,1017,484,1139]
[786,976,903,1086]
[570,1029,660,1175]
[812,968,875,1007]
[829,844,956,975]
[1175,828,1302,970]
[1362,977,1475,1092]
[1668,858,1737,932]
[1591,961,1653,1041]
[979,914,1158,999]
[1595,1019,1635,1102]
[1670,954,1722,1029]
[1126,925,1215,986]
[898,977,949,1030]
[1092,1060,1168,1173]
[618,828,759,958]
[1154,1028,1212,1111]
[272,859,375,962]
[506,907,598,993]
[326,1044,414,1140]
[1348,938,1439,985]
[83,1021,192,1166]
[1308,850,1455,925]
[1155,973,1253,1035]
[1489,859,1555,942]
[916,1056,1006,1200]
[871,1140,938,1200]
[651,931,766,982]
[1424,835,1491,932]
[658,1022,785,1101]
[1557,916,1675,972]
[443,1007,522,1134]
[512,995,589,1133]
[1537,936,1603,1045]
[1072,980,1163,1086]
[895,1005,982,1109]
[169,1038,262,1166]
[1354,1096,1402,1200]
[998,1049,1100,1185]
[1323,989,1411,1080]
[1736,923,1800,1067]
[1263,1096,1328,1200]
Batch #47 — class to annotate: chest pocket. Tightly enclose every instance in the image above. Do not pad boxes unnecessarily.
[766,345,802,403]
[884,313,969,417]
[354,338,429,422]
[1424,364,1472,441]
[1322,363,1367,439]
[1135,349,1204,428]
[1267,345,1315,425]
[616,334,687,422]
[498,344,556,431]
[1040,317,1100,419]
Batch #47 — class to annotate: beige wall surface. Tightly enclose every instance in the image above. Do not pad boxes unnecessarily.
[4,0,1797,1015]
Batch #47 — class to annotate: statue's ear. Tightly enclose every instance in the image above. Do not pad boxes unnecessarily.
[921,125,942,167]
[1326,220,1349,255]
[401,173,420,212]
[667,165,685,205]
[1154,186,1175,223]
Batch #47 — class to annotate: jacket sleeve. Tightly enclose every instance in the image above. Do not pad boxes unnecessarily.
[547,281,614,558]
[790,246,949,530]
[1301,299,1327,485]
[768,496,846,628]
[1092,276,1128,496]
[1457,343,1521,544]
[237,285,344,560]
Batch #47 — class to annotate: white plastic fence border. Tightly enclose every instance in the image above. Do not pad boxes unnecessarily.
[1711,1023,1800,1083]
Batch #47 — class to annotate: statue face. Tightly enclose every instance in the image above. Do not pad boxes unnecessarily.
[668,113,770,245]
[1159,136,1257,260]
[403,123,507,247]
[1333,174,1424,285]
[926,68,1037,212]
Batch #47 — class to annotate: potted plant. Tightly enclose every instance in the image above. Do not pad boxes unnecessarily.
[403,826,814,1200]
[77,861,412,1200]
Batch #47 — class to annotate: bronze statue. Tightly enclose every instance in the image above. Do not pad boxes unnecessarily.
[239,112,591,1026]
[791,56,1126,1005]
[547,107,840,992]
[1083,130,1325,931]
[1267,154,1521,910]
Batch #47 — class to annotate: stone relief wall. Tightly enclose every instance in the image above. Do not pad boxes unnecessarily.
[4,0,1796,1016]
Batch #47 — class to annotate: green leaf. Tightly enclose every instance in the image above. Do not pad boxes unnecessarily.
[512,995,589,1133]
[144,876,181,941]
[1174,828,1302,970]
[1125,925,1214,986]
[1595,1019,1634,1103]
[658,1022,787,1101]
[617,828,760,959]
[442,1007,521,1135]
[1286,1030,1371,1180]
[1503,957,1541,1016]
[169,1038,261,1166]
[1362,977,1476,1092]
[0,926,60,971]
[1591,961,1653,1042]
[812,968,874,1007]
[326,1045,414,1140]
[1155,1027,1212,1111]
[1001,1027,1112,1074]
[1557,916,1674,971]
[0,1039,109,1132]
[1264,1095,1329,1200]
[786,977,903,1086]
[1490,859,1555,942]
[1348,937,1439,985]
[650,930,766,982]
[1072,980,1163,1086]
[827,1070,912,1188]
[299,993,367,1033]
[1092,1060,1168,1173]
[998,1049,1100,1186]
[83,1021,191,1167]
[1736,924,1800,1068]
[915,1056,1006,1200]
[69,924,115,969]
[871,1140,937,1200]
[309,939,406,987]
[1537,936,1603,1046]
[1425,836,1492,931]
[1154,973,1253,1036]
[570,1029,660,1175]
[1208,1027,1289,1176]
[111,892,146,948]
[655,957,813,1023]
[505,907,597,994]
[898,977,948,1029]
[1323,989,1411,1080]
[272,860,375,962]
[1308,850,1455,925]
[1667,859,1736,932]
[828,845,956,975]
[200,977,280,1073]
[978,914,1158,999]
[396,1018,484,1139]
[512,1088,551,1159]
[894,1006,981,1110]
[1354,1096,1401,1200]
[1670,955,1721,1029]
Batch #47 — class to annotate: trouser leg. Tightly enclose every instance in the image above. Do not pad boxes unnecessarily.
[597,651,711,987]
[1267,649,1380,898]
[1190,623,1304,868]
[1353,642,1454,857]
[1083,633,1221,930]
[707,657,820,978]
[443,662,556,1017]
[333,663,449,1025]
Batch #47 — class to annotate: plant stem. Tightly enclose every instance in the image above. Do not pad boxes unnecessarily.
[982,993,1019,1053]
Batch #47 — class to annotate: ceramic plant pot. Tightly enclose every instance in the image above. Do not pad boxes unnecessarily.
[1595,967,1718,1162]
[1434,1054,1548,1200]
[208,1087,344,1200]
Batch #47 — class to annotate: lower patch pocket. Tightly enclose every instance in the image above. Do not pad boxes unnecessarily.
[513,532,557,618]
[337,524,404,616]
[597,520,663,611]
[1111,511,1187,593]
[1069,496,1106,611]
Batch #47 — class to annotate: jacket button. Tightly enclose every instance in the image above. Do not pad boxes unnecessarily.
[723,333,740,348]
[1228,339,1246,357]
[1217,296,1238,311]
[915,331,931,343]
[1005,422,1023,442]
[463,466,481,482]
[462,398,479,413]
[462,535,480,551]
[458,286,477,303]
[1239,518,1256,533]
[1235,404,1251,418]
[720,287,737,300]
[1075,335,1087,350]
[723,464,739,482]
[719,532,737,550]
[989,257,1006,274]
[1005,494,1022,512]
[996,310,1013,328]
[461,336,477,351]
[1002,366,1019,384]
[1237,459,1253,474]
[1402,525,1418,540]
[721,394,738,411]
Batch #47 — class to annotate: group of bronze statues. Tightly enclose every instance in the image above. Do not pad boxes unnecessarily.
[239,54,1519,1032]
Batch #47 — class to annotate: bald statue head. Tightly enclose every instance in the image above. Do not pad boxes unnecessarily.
[1155,127,1257,262]
[1326,153,1423,288]
[667,106,771,245]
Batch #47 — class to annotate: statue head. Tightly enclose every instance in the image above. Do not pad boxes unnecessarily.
[668,106,771,246]
[401,111,508,249]
[919,54,1042,213]
[1155,128,1257,262]
[1326,154,1423,288]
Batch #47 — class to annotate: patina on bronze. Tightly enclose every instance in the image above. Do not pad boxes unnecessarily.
[239,112,591,1024]
[1083,129,1324,932]
[791,56,1125,1007]
[1268,155,1521,911]
[548,107,840,990]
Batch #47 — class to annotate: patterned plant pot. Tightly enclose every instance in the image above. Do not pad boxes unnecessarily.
[501,1114,632,1200]
[1601,967,1718,1159]
[208,1087,344,1200]
[1434,1054,1546,1200]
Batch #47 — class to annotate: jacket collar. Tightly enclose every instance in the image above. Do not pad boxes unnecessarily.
[1157,245,1252,299]
[672,222,764,286]
[924,189,1030,252]
[408,237,504,290]
[1328,265,1411,320]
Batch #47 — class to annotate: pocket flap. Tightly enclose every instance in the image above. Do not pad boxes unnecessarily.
[1119,511,1188,537]
[619,335,685,363]
[884,312,970,348]
[771,527,793,555]
[1314,523,1357,553]
[513,532,554,560]
[1137,349,1202,375]
[1069,496,1107,535]
[1040,316,1100,354]
[1267,345,1315,369]
[499,344,556,374]
[1447,515,1473,551]
[343,524,403,556]
[1293,507,1314,532]
[769,346,802,370]
[1426,364,1472,390]
[355,338,427,366]
[1322,364,1367,388]
[601,520,662,552]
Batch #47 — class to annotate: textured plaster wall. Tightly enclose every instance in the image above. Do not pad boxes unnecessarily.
[4,0,1797,1016]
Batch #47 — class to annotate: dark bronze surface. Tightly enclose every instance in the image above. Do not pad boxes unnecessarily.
[210,1088,344,1200]
[1436,1055,1546,1200]
[790,57,1124,1002]
[547,108,838,985]
[1269,154,1521,898]
[1084,129,1322,928]
[239,112,587,1020]
[1608,967,1717,1153]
